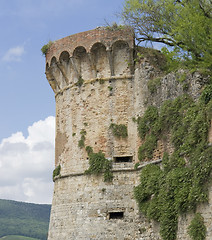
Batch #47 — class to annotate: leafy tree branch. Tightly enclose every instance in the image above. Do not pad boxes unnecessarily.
[122,0,212,70]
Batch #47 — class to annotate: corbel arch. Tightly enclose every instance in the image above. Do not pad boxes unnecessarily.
[59,51,70,63]
[45,57,61,93]
[90,42,110,78]
[50,56,57,66]
[57,51,71,86]
[112,40,132,76]
[71,46,92,80]
[46,63,49,72]
[49,56,66,89]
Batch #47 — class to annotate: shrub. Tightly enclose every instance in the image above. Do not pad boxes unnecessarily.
[41,41,53,56]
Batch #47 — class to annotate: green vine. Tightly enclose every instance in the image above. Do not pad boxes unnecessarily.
[53,165,61,181]
[110,123,128,138]
[137,105,160,140]
[138,134,157,161]
[201,82,212,104]
[85,146,113,182]
[147,77,161,94]
[188,213,206,240]
[176,72,187,83]
[135,93,212,240]
[78,129,86,148]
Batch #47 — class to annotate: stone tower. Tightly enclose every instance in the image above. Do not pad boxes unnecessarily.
[45,28,147,239]
[45,28,212,240]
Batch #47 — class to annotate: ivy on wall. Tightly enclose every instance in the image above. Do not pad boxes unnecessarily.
[188,213,206,240]
[78,129,86,148]
[134,89,212,240]
[110,123,128,138]
[85,146,113,182]
[147,77,161,94]
[53,165,61,181]
[78,130,113,182]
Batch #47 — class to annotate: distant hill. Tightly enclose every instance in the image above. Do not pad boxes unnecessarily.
[0,199,51,240]
[0,235,39,240]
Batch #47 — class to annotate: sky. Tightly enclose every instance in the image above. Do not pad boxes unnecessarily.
[0,0,125,204]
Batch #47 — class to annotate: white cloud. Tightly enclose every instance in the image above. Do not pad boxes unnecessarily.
[0,116,55,204]
[2,45,25,62]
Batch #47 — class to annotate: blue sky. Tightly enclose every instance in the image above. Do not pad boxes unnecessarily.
[0,0,124,140]
[0,0,124,204]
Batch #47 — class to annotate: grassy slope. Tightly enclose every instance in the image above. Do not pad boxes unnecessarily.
[0,199,51,240]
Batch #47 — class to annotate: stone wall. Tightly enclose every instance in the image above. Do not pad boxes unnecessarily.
[46,28,212,240]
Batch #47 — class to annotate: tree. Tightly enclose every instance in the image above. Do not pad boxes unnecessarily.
[122,0,212,70]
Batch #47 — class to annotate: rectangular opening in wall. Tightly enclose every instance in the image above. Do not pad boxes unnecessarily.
[109,212,124,219]
[114,156,132,163]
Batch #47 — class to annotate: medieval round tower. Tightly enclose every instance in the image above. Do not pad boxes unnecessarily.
[45,27,212,240]
[46,24,212,240]
[45,27,161,240]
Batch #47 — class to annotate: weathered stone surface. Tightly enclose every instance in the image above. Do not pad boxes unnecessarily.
[46,28,212,240]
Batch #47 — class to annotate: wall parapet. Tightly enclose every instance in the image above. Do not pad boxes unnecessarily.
[46,27,134,65]
[45,27,135,94]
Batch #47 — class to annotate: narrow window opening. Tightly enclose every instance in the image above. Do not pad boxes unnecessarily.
[109,212,124,219]
[114,156,132,163]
